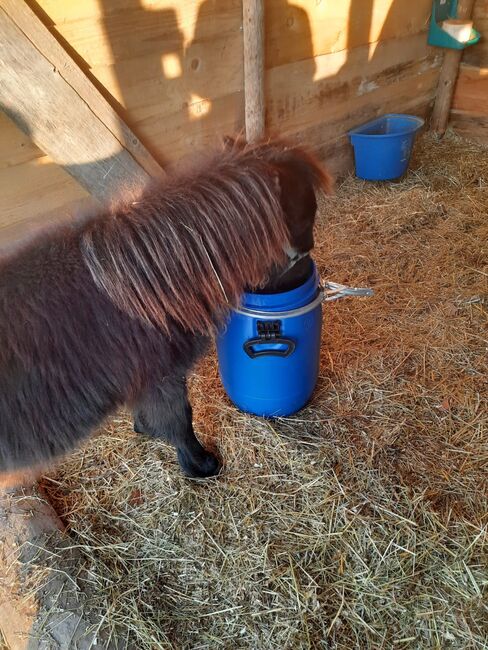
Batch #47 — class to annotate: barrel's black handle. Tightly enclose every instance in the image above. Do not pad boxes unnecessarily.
[243,337,296,359]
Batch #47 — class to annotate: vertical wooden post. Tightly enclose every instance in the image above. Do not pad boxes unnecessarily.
[243,0,265,142]
[431,0,476,136]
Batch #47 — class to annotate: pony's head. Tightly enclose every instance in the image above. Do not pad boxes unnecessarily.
[223,136,333,288]
[82,136,333,335]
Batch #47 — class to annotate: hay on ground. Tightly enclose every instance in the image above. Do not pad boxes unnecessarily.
[23,131,488,649]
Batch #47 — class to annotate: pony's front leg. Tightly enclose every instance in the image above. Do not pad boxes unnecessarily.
[133,376,220,478]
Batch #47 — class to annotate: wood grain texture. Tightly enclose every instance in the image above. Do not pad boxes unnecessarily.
[243,0,265,141]
[87,31,242,119]
[265,0,432,68]
[134,92,244,163]
[0,11,146,202]
[0,111,43,169]
[450,61,488,144]
[289,83,435,183]
[316,113,430,180]
[463,0,488,67]
[450,109,488,144]
[31,0,244,164]
[452,64,488,114]
[0,155,90,236]
[0,0,445,246]
[266,32,440,136]
[36,0,432,65]
[1,0,164,187]
[35,1,242,67]
[0,104,94,252]
[26,0,439,162]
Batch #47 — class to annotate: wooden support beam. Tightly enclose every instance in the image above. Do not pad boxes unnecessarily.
[243,0,265,142]
[0,0,165,202]
[431,0,476,136]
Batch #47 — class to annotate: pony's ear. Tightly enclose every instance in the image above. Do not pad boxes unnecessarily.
[282,147,334,195]
[312,159,334,195]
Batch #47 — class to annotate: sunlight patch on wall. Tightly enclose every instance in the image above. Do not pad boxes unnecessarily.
[291,0,331,62]
[188,94,211,120]
[140,0,199,46]
[313,48,348,82]
[368,0,397,62]
[368,39,381,60]
[161,53,183,79]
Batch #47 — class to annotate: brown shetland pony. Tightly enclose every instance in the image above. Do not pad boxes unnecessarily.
[0,138,332,486]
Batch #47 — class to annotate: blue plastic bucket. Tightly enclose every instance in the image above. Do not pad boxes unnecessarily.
[216,264,323,417]
[348,113,424,181]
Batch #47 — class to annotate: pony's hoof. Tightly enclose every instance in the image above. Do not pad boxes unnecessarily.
[177,448,221,479]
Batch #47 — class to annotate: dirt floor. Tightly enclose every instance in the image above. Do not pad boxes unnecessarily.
[11,131,488,649]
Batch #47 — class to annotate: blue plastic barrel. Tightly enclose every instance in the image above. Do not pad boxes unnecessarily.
[216,264,322,417]
[348,113,424,181]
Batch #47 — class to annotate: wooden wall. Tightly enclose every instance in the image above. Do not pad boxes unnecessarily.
[0,111,92,248]
[0,0,442,247]
[451,0,488,144]
[463,0,488,67]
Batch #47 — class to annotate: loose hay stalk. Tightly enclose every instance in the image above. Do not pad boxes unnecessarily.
[21,131,488,649]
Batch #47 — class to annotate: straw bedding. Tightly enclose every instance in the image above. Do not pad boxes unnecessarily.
[26,131,487,649]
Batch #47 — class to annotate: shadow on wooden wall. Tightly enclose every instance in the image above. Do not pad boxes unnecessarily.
[91,0,433,173]
[1,0,437,250]
[93,0,416,170]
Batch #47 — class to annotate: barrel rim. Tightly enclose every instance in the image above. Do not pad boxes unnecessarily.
[233,289,323,319]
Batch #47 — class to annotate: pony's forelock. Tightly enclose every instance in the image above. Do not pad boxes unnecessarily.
[81,148,290,335]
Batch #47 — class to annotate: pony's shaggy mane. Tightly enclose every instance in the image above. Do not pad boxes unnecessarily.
[81,141,329,335]
[223,135,334,195]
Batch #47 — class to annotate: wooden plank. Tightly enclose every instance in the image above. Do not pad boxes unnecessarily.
[266,32,441,135]
[34,1,242,67]
[266,0,433,67]
[243,0,265,141]
[452,64,488,115]
[0,154,97,251]
[293,81,436,166]
[450,109,488,145]
[32,0,152,22]
[0,0,165,198]
[463,0,488,67]
[0,111,43,169]
[271,97,433,181]
[134,92,244,163]
[0,156,90,232]
[0,107,97,253]
[297,89,436,153]
[32,0,243,159]
[87,32,243,117]
[0,195,96,253]
[38,0,434,69]
[29,0,438,166]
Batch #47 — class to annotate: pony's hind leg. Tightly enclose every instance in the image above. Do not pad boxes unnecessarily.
[133,376,220,479]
